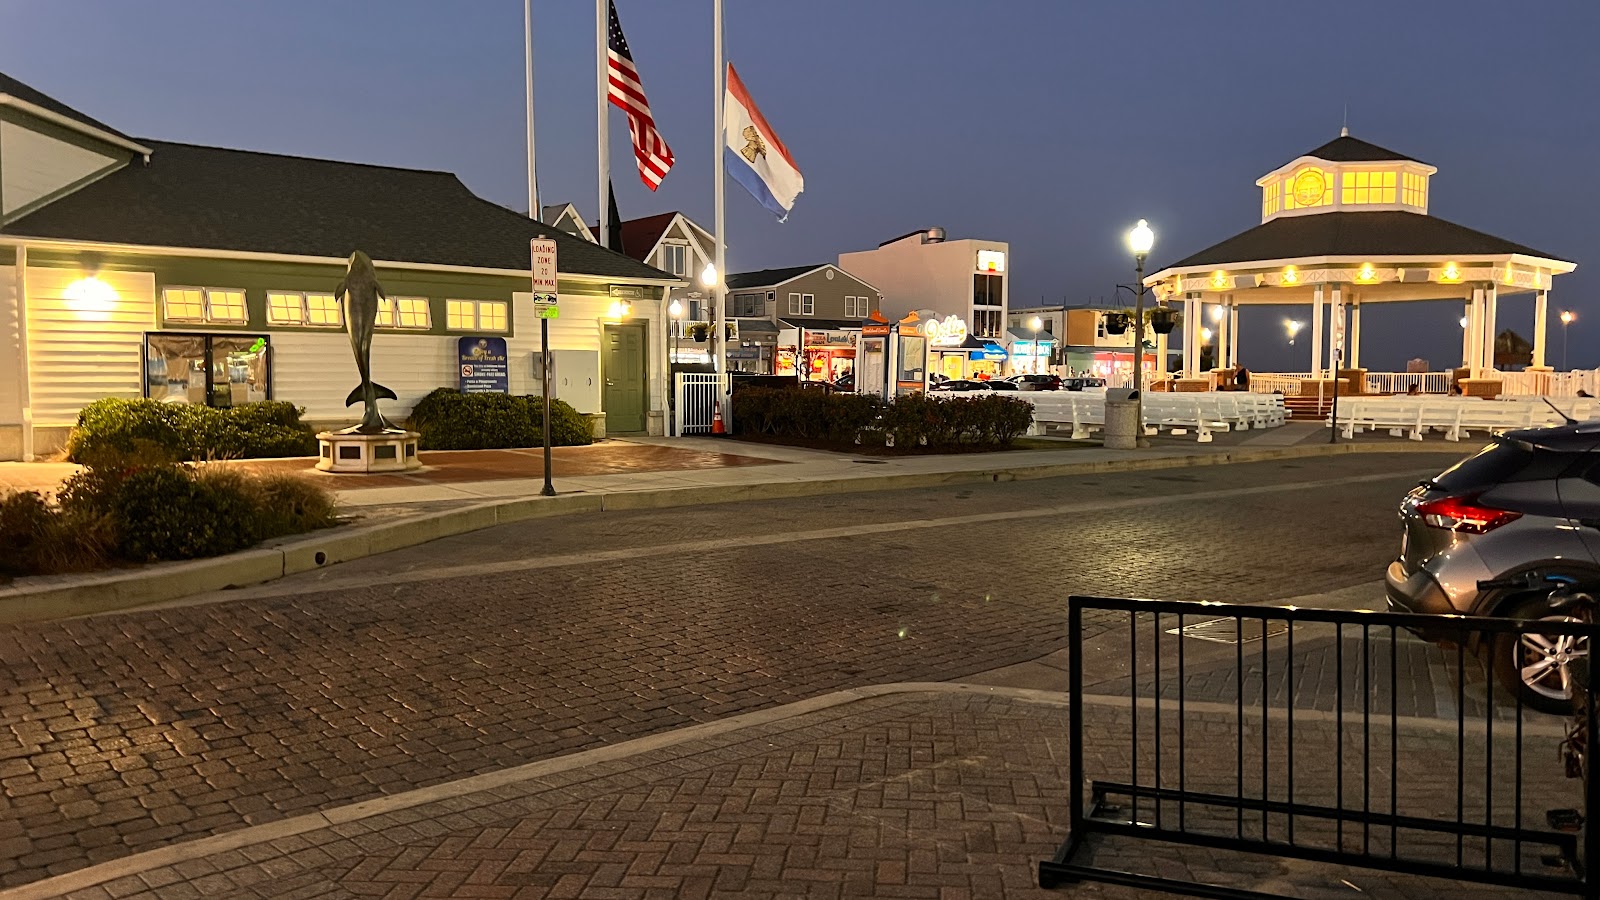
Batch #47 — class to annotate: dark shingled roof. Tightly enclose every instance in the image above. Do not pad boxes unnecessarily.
[0,140,672,280]
[779,316,867,331]
[727,265,827,290]
[0,71,133,142]
[1161,211,1560,270]
[1299,134,1422,165]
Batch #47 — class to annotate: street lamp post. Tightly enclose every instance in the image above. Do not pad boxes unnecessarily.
[1561,310,1576,370]
[1029,315,1043,374]
[668,299,684,435]
[1125,219,1155,446]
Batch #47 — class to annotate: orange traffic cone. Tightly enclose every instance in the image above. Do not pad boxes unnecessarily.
[711,400,726,435]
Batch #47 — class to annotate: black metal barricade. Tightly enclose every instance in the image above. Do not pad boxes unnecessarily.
[1040,595,1600,899]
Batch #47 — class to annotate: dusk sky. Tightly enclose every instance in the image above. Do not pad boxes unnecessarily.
[5,0,1597,370]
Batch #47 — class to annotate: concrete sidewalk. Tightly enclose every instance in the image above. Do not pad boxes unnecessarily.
[12,683,1559,900]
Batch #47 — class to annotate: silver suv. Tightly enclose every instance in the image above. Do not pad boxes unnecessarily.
[1387,423,1600,712]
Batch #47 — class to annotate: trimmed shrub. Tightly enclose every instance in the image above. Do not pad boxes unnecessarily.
[732,387,1033,450]
[240,471,340,539]
[104,465,258,562]
[409,389,593,450]
[67,398,317,462]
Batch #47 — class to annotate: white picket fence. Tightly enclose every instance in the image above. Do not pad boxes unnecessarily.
[1331,396,1598,441]
[1498,369,1600,398]
[673,373,728,435]
[1023,391,1286,443]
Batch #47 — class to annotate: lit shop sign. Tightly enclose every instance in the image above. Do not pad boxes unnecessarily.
[926,315,969,347]
[976,250,1006,273]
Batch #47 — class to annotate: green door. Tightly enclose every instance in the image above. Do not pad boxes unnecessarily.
[602,324,647,433]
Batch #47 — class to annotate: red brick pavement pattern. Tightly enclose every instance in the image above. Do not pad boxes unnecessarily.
[61,692,1550,900]
[0,465,1436,888]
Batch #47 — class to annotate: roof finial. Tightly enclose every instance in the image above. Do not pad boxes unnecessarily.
[1341,103,1349,138]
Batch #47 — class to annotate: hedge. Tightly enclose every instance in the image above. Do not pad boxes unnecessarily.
[67,398,318,463]
[3,455,338,577]
[731,388,1033,449]
[409,388,593,450]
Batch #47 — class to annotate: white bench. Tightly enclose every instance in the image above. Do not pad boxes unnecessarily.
[1026,392,1286,443]
[1335,397,1595,441]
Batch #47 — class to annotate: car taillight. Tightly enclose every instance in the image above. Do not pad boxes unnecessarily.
[1415,494,1522,534]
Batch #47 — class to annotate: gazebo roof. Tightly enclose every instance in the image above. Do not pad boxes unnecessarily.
[1300,134,1424,165]
[1162,210,1559,271]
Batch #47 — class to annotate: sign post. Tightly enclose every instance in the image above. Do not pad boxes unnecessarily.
[531,237,559,496]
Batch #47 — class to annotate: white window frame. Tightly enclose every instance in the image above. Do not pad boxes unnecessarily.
[378,295,431,330]
[445,299,508,333]
[802,293,815,315]
[162,286,248,325]
[660,242,688,277]
[266,291,344,328]
[788,292,802,315]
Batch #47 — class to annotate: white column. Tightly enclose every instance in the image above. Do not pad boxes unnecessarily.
[1461,301,1473,369]
[1349,301,1362,370]
[1213,300,1228,371]
[1467,287,1484,373]
[1532,289,1549,369]
[16,244,32,462]
[1182,296,1196,376]
[1228,301,1240,368]
[1328,286,1345,376]
[1155,320,1169,383]
[1310,285,1325,377]
[1481,284,1499,374]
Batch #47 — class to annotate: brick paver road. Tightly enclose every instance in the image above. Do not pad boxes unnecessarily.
[52,689,1563,900]
[0,453,1461,888]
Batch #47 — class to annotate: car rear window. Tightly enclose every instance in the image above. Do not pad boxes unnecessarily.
[1432,439,1532,492]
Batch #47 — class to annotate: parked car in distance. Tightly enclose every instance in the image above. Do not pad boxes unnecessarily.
[827,373,855,392]
[1007,374,1063,391]
[1385,423,1600,712]
[984,379,1020,390]
[1061,377,1108,391]
[930,379,1004,392]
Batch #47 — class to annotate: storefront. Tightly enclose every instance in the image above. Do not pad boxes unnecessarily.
[777,325,858,382]
[1006,330,1056,375]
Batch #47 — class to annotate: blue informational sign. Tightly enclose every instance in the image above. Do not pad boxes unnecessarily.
[458,336,509,393]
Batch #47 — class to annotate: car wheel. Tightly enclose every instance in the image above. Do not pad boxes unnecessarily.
[1490,594,1591,716]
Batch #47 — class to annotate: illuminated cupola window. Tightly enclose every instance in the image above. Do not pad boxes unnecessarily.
[1256,129,1435,223]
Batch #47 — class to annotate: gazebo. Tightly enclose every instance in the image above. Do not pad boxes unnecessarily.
[1144,130,1578,398]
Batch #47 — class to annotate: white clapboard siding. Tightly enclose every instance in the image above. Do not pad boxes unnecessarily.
[0,265,18,424]
[509,292,666,415]
[0,121,119,215]
[26,268,155,426]
[268,331,455,423]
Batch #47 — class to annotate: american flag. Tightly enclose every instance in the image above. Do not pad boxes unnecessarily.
[607,0,673,190]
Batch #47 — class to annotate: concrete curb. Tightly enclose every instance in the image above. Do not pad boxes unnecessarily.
[0,442,1454,625]
[0,678,1541,900]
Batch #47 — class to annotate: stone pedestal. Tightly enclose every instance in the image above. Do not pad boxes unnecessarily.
[316,430,422,473]
[1458,378,1503,399]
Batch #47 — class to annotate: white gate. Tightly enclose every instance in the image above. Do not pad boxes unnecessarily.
[673,373,729,435]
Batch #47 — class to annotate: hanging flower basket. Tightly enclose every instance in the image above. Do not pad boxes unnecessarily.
[1149,307,1179,335]
[1104,313,1130,335]
[687,322,711,342]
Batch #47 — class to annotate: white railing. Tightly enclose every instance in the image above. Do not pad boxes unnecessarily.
[1497,368,1600,398]
[673,373,729,435]
[1363,372,1452,395]
[1249,372,1315,395]
[1333,396,1600,441]
[1023,392,1286,443]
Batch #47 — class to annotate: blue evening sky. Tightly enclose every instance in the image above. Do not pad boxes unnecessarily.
[4,0,1597,370]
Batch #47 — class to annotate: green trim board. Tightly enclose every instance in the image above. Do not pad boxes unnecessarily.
[17,251,664,337]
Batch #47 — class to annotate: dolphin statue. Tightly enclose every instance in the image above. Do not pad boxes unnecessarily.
[335,250,399,434]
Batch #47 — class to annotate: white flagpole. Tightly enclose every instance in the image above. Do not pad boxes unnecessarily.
[596,0,610,247]
[524,0,538,218]
[712,0,727,382]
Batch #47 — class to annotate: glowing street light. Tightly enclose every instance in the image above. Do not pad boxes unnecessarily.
[699,263,718,288]
[1285,319,1302,346]
[1561,310,1577,370]
[1121,219,1155,448]
[1029,315,1044,374]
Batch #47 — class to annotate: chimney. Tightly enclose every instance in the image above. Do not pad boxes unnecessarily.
[923,227,946,244]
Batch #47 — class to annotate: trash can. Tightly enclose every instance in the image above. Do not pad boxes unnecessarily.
[1103,388,1140,450]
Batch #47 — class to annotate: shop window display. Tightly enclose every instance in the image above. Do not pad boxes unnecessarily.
[145,333,271,408]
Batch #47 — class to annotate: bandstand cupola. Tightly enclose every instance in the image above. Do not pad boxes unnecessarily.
[1257,128,1437,222]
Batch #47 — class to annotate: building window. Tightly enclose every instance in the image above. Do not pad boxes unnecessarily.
[788,293,815,316]
[732,294,764,317]
[447,299,507,332]
[379,296,431,329]
[1403,171,1428,208]
[661,243,687,277]
[267,291,344,327]
[1341,170,1397,205]
[844,296,869,318]
[1283,167,1332,210]
[974,273,1003,306]
[162,287,247,325]
[1262,180,1281,218]
[144,332,271,408]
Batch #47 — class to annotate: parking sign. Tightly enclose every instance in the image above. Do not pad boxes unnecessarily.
[530,238,558,303]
